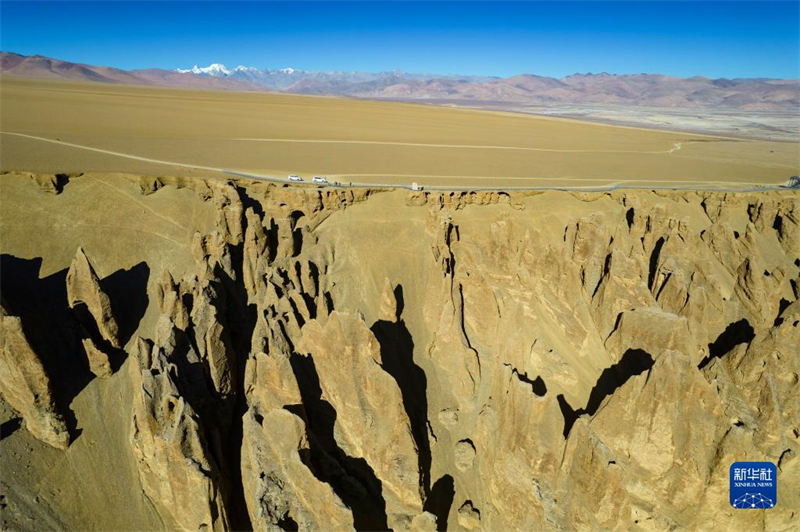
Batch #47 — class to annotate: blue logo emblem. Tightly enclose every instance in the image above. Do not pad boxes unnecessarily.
[730,462,777,509]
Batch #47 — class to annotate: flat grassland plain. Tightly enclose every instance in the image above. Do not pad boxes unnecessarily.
[1,77,797,188]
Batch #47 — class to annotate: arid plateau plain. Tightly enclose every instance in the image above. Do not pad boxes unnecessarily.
[1,77,798,188]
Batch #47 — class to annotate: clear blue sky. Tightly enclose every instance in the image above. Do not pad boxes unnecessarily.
[1,1,798,78]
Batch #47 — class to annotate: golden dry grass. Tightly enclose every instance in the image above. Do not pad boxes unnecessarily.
[1,77,797,187]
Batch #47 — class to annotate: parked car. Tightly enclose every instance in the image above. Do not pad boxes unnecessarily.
[312,176,328,184]
[288,174,303,182]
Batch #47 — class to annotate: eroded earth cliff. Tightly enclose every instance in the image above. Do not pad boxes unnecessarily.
[0,171,798,531]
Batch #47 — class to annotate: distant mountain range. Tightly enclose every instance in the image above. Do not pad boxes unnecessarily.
[174,61,494,91]
[2,52,798,110]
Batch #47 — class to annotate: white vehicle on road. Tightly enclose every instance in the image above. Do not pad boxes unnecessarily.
[288,174,303,182]
[312,176,328,184]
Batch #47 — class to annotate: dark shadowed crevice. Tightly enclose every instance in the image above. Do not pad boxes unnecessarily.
[100,261,150,346]
[654,272,672,301]
[323,291,335,314]
[393,284,405,317]
[163,327,218,428]
[286,353,388,531]
[443,222,457,277]
[70,301,127,372]
[291,229,303,257]
[584,349,654,414]
[235,185,265,219]
[265,218,279,264]
[209,216,258,531]
[276,268,293,290]
[606,312,624,341]
[457,500,481,525]
[772,213,783,234]
[286,297,307,328]
[625,207,635,229]
[457,283,481,377]
[647,237,665,290]
[559,348,655,438]
[697,319,755,370]
[0,418,22,441]
[556,395,578,439]
[700,198,710,219]
[295,262,317,320]
[288,210,305,230]
[307,261,321,296]
[370,285,433,504]
[503,363,547,397]
[277,512,299,531]
[591,252,612,298]
[773,298,791,327]
[778,448,793,470]
[423,474,454,530]
[52,173,71,193]
[289,210,305,258]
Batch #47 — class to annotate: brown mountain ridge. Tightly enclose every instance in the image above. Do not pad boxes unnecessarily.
[2,51,798,110]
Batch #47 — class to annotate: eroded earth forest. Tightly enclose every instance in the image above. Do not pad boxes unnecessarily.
[0,172,798,530]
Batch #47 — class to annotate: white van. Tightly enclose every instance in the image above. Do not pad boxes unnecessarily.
[312,176,328,184]
[288,175,303,182]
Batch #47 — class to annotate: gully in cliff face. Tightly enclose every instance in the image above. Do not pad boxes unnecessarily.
[287,353,389,531]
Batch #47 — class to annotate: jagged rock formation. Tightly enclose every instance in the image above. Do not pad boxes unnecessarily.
[129,335,230,531]
[0,172,798,531]
[0,304,70,449]
[64,246,123,377]
[0,244,129,449]
[66,246,121,349]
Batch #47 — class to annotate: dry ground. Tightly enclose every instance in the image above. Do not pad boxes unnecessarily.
[1,77,798,188]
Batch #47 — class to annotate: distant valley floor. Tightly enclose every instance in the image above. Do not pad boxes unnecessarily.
[376,98,800,141]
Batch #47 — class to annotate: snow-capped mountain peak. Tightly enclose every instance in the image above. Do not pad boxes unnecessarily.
[176,63,233,77]
[174,62,306,88]
[176,63,303,80]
